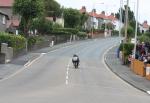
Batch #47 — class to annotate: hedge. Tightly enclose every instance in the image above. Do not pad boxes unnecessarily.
[28,36,44,47]
[0,32,26,52]
[119,43,134,64]
[77,32,87,38]
[138,35,150,43]
[51,28,79,35]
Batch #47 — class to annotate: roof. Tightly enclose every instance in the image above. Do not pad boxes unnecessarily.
[0,0,14,7]
[107,15,117,22]
[7,19,20,28]
[0,10,8,16]
[142,21,149,28]
[88,12,99,18]
[97,13,107,19]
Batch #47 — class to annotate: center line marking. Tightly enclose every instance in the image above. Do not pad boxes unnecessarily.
[66,59,71,85]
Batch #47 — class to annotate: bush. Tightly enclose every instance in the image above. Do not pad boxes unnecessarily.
[77,32,87,38]
[52,28,79,35]
[28,36,44,47]
[119,43,134,64]
[31,17,53,34]
[0,32,26,51]
[143,32,150,38]
[112,30,119,36]
[52,23,62,29]
[138,35,150,43]
[121,25,134,38]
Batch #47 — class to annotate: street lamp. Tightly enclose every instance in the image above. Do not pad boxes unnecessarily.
[133,0,139,58]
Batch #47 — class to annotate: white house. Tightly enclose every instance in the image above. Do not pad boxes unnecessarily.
[46,17,64,27]
[86,11,99,30]
[139,21,149,33]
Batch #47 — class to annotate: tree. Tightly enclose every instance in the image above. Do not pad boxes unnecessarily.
[64,8,81,28]
[121,25,134,38]
[115,5,136,37]
[80,13,88,29]
[13,0,44,37]
[115,5,135,24]
[44,0,62,17]
[31,17,53,34]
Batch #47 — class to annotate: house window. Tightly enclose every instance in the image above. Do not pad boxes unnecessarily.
[2,16,6,24]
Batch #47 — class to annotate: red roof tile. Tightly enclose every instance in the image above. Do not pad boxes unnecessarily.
[88,12,99,18]
[97,13,107,19]
[0,0,14,7]
[107,15,117,22]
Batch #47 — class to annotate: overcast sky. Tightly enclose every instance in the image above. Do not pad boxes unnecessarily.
[56,0,150,24]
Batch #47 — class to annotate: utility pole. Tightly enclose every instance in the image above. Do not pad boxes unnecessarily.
[119,0,123,37]
[125,0,129,42]
[133,0,139,58]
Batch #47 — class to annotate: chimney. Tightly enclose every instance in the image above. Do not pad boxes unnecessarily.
[101,11,105,15]
[144,20,148,24]
[111,13,114,16]
[82,6,86,10]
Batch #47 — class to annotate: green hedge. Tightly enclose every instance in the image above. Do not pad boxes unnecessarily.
[143,32,150,38]
[28,36,44,47]
[119,43,134,56]
[138,35,150,43]
[77,32,87,38]
[112,30,119,36]
[52,28,79,35]
[0,32,26,51]
[119,43,134,64]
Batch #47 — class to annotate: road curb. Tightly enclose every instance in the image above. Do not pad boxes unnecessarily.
[104,45,148,94]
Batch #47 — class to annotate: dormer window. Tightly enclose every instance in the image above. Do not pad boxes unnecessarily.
[2,16,6,24]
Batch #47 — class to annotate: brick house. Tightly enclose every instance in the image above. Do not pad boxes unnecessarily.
[139,21,149,33]
[0,0,20,33]
[0,10,9,31]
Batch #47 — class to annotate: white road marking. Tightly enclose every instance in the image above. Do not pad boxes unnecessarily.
[24,53,44,67]
[147,91,150,95]
[66,59,71,85]
[0,53,45,82]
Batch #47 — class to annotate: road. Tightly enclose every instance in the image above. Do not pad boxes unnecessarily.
[0,37,150,103]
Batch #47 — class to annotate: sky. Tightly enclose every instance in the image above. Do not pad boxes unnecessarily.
[56,0,150,24]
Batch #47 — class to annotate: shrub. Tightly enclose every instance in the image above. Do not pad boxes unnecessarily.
[143,32,150,38]
[119,43,134,64]
[31,17,53,34]
[121,25,134,38]
[138,35,150,43]
[112,30,119,36]
[52,28,79,35]
[28,36,44,47]
[0,32,26,51]
[52,23,62,29]
[77,32,87,38]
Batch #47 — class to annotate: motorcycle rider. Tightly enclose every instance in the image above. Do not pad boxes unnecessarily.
[72,54,80,68]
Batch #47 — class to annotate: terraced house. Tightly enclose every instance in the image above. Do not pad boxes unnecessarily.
[0,10,9,31]
[0,0,20,33]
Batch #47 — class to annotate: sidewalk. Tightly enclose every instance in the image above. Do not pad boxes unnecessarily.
[105,46,150,94]
[0,41,75,80]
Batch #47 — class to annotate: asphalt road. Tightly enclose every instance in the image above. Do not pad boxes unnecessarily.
[0,37,150,103]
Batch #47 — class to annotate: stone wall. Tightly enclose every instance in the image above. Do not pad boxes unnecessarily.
[0,43,13,63]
